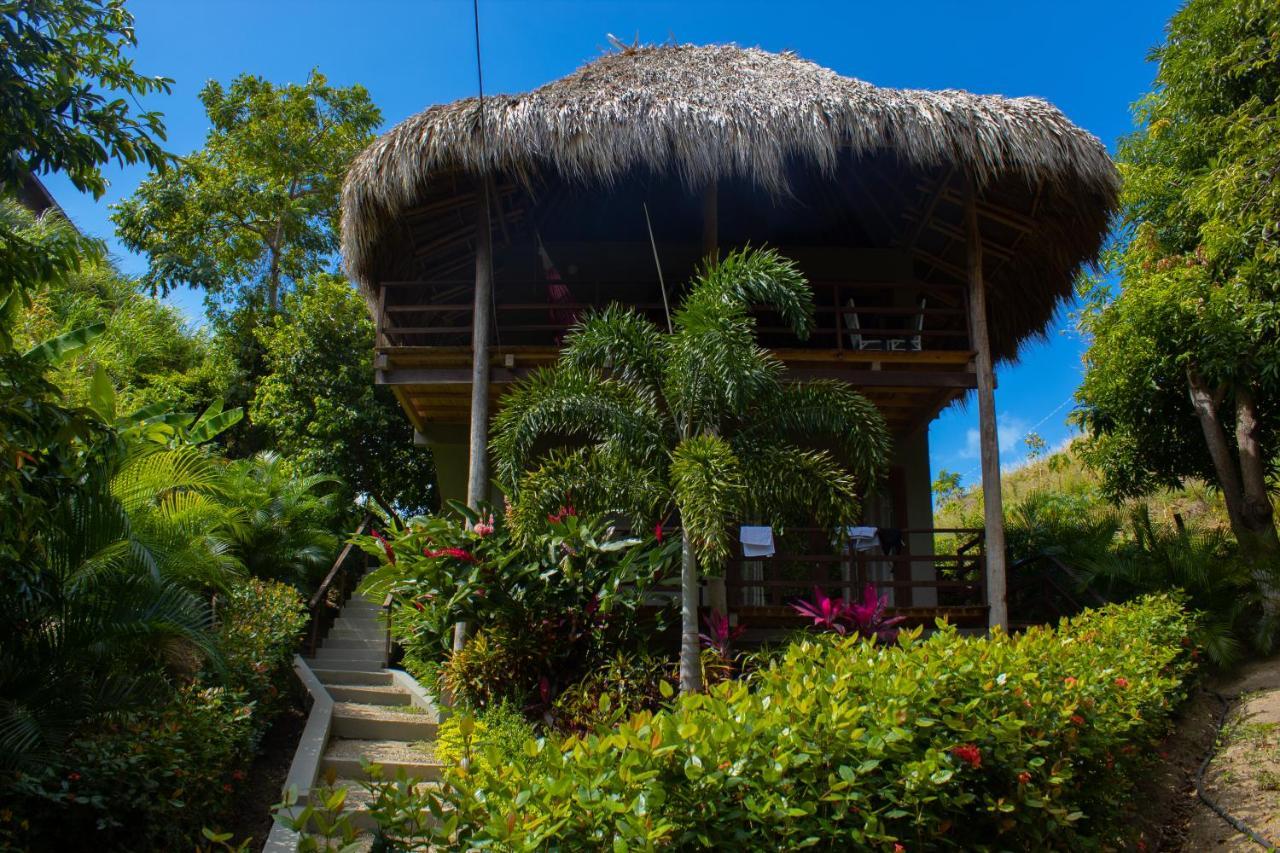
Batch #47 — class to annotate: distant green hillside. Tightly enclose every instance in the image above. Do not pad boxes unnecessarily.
[935,441,1232,546]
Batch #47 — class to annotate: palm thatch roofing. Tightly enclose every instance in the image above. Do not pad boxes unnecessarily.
[342,43,1118,362]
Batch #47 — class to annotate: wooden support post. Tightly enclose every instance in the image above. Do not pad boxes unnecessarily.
[702,180,719,262]
[456,182,494,652]
[965,183,1009,631]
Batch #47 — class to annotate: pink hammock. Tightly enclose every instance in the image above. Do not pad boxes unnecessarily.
[537,235,579,338]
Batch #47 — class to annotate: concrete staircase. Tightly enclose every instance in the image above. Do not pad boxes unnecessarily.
[304,596,443,828]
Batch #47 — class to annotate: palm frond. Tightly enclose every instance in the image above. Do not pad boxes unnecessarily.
[490,365,669,490]
[562,304,667,393]
[670,434,745,570]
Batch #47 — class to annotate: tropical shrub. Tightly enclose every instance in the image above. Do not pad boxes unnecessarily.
[551,651,676,735]
[791,583,906,641]
[359,504,677,710]
[435,702,538,767]
[217,578,308,732]
[323,595,1195,851]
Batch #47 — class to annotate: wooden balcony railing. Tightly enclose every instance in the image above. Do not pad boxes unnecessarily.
[376,278,972,354]
[721,526,986,612]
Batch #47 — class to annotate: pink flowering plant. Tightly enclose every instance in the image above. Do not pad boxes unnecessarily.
[791,583,906,641]
[355,499,679,706]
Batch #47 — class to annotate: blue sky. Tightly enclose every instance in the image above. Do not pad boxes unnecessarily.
[42,0,1178,489]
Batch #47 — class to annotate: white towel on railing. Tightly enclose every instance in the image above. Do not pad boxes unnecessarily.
[846,525,880,552]
[739,525,775,558]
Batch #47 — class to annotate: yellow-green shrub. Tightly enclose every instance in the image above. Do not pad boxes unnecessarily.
[366,594,1196,851]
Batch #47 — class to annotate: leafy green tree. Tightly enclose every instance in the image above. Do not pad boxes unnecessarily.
[1073,0,1280,619]
[1023,432,1048,462]
[1,0,170,343]
[492,248,891,693]
[112,70,380,315]
[252,274,436,513]
[932,469,963,508]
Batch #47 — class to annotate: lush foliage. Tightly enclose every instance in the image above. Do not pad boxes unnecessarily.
[550,651,676,735]
[305,595,1196,851]
[359,504,677,710]
[6,580,306,850]
[251,275,436,512]
[492,247,891,691]
[1073,0,1280,611]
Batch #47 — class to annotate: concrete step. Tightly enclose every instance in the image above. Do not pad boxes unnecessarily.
[315,647,384,663]
[329,625,384,637]
[321,738,442,781]
[332,618,384,633]
[327,684,411,706]
[323,637,386,651]
[331,702,437,741]
[312,668,393,686]
[306,656,383,672]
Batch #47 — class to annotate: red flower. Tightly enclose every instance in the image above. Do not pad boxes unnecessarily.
[1017,771,1031,785]
[1063,676,1077,688]
[894,845,906,853]
[223,783,234,793]
[654,523,664,543]
[474,515,495,537]
[370,529,395,564]
[67,772,81,782]
[231,770,246,782]
[423,547,478,563]
[1070,714,1085,726]
[951,744,982,769]
[547,504,578,523]
[1114,677,1129,688]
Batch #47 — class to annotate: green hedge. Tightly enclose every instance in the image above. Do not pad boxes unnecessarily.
[369,594,1195,851]
[7,579,306,851]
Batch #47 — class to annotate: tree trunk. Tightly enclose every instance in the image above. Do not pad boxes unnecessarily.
[1233,385,1280,616]
[1187,368,1280,617]
[679,530,703,694]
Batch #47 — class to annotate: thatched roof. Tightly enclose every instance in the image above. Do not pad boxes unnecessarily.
[342,43,1118,361]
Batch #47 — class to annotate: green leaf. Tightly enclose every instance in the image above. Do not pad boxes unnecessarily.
[21,322,106,365]
[89,364,116,421]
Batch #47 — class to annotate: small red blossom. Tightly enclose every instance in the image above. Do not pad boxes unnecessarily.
[67,772,81,782]
[223,783,234,793]
[1070,714,1085,726]
[423,547,479,563]
[1017,771,1031,785]
[231,770,246,782]
[473,515,495,537]
[1063,676,1077,688]
[654,523,664,543]
[951,744,982,769]
[894,845,906,853]
[1114,677,1129,688]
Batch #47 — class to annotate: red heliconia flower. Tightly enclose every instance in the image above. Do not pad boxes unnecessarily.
[950,744,982,769]
[547,503,578,524]
[1070,714,1086,726]
[371,528,396,564]
[1114,677,1129,688]
[654,523,664,543]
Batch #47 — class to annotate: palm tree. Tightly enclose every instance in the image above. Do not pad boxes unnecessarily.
[220,452,341,588]
[492,248,891,692]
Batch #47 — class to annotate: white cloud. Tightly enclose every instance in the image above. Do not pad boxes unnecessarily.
[957,413,1029,460]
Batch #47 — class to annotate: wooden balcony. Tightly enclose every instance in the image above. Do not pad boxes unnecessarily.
[373,277,977,436]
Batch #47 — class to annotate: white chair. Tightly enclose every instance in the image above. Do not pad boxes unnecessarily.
[888,296,927,352]
[844,298,885,351]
